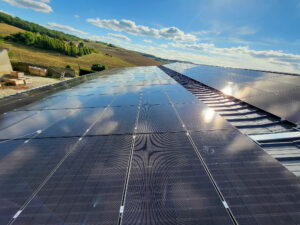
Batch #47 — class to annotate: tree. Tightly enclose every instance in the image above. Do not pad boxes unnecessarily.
[91,64,106,72]
[78,42,84,48]
[6,31,98,57]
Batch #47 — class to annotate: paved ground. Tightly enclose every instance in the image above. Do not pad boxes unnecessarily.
[0,75,63,99]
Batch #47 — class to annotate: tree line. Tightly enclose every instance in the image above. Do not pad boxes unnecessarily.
[5,32,98,57]
[0,11,79,41]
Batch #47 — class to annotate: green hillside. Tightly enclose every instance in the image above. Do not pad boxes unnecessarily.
[0,11,165,72]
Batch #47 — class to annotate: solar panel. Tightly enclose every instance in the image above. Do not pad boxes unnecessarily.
[122,133,233,225]
[12,135,132,225]
[190,130,300,224]
[0,65,300,225]
[0,138,79,224]
[164,63,300,125]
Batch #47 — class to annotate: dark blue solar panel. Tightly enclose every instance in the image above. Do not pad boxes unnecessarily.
[0,65,300,225]
[190,130,300,224]
[12,135,132,225]
[122,133,233,225]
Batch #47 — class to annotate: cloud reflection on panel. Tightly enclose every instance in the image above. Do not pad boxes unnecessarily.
[88,106,137,135]
[93,67,169,95]
[89,107,118,134]
[0,110,69,139]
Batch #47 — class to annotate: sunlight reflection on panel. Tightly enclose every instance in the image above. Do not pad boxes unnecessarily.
[202,108,215,123]
[221,82,233,96]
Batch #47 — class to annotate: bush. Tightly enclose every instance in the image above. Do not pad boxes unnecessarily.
[79,68,95,76]
[6,31,98,57]
[91,64,106,72]
[65,64,72,69]
[8,51,14,59]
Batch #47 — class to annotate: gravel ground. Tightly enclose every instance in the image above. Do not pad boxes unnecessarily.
[0,75,63,99]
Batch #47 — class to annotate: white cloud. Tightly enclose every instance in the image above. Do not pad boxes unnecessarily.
[108,33,131,42]
[170,42,215,51]
[74,14,79,19]
[2,0,52,13]
[47,22,87,35]
[192,22,258,43]
[143,39,153,43]
[169,41,300,69]
[89,35,122,44]
[0,9,14,16]
[160,44,168,48]
[235,26,258,36]
[119,41,300,74]
[86,17,197,42]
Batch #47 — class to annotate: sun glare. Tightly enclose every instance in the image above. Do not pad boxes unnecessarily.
[203,108,215,123]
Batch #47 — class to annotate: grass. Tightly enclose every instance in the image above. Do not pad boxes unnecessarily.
[3,41,134,70]
[86,42,163,66]
[0,23,163,70]
[0,23,25,36]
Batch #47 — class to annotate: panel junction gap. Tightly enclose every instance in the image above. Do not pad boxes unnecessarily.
[118,92,143,225]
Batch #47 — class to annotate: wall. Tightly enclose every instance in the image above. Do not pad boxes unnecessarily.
[12,62,76,77]
[0,49,12,76]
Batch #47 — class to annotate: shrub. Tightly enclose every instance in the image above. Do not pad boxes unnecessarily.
[8,51,14,59]
[79,68,95,76]
[6,31,98,57]
[65,64,72,69]
[91,64,106,72]
[107,43,116,48]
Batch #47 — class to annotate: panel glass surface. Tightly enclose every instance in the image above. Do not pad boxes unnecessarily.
[191,130,300,225]
[122,133,233,225]
[0,138,79,224]
[13,135,132,225]
[1,65,300,225]
[165,63,300,125]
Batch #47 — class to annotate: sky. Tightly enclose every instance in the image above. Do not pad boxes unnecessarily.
[1,0,300,73]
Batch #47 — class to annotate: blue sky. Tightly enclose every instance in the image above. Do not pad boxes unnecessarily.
[1,0,300,73]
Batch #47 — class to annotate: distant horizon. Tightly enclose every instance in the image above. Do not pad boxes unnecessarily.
[1,0,300,74]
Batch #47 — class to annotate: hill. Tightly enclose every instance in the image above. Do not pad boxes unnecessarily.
[3,41,133,70]
[0,23,25,36]
[0,11,165,70]
[85,41,163,66]
[0,12,78,41]
[135,52,186,63]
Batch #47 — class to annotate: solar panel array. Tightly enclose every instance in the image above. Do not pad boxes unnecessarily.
[0,66,300,225]
[164,63,300,125]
